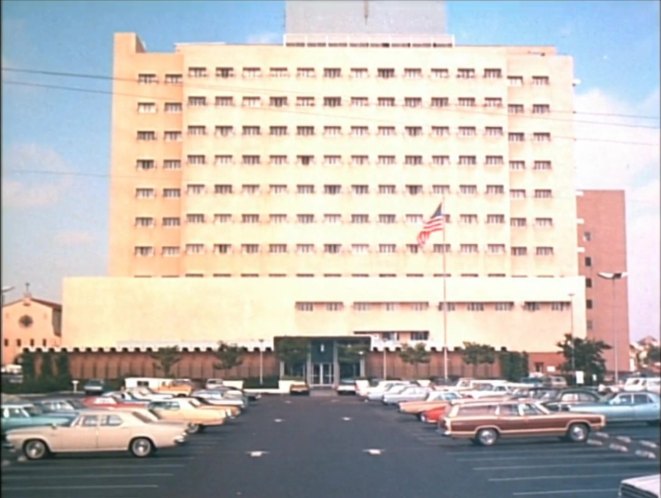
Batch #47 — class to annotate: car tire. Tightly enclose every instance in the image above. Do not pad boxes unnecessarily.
[187,423,202,434]
[476,428,499,447]
[566,423,589,443]
[129,437,154,458]
[23,439,49,460]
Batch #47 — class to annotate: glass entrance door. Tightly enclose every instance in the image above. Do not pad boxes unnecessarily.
[312,363,334,386]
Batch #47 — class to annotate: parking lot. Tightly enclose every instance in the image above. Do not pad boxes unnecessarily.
[2,394,659,498]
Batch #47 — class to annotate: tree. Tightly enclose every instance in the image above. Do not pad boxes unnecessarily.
[275,338,309,378]
[149,346,182,378]
[212,341,244,378]
[398,343,431,378]
[40,351,54,380]
[461,342,496,377]
[556,333,611,384]
[499,351,529,382]
[54,351,72,386]
[18,351,36,381]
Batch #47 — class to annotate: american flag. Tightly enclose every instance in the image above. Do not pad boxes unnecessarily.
[417,201,445,247]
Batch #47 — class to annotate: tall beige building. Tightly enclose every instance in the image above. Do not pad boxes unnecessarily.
[63,2,589,386]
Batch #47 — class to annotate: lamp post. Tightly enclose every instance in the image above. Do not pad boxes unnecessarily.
[597,272,627,386]
[568,292,575,377]
[258,339,264,385]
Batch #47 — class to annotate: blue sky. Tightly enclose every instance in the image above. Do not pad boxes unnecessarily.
[2,1,659,342]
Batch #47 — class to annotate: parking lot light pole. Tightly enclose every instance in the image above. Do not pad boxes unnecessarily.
[597,272,627,386]
[568,292,575,378]
[258,339,264,385]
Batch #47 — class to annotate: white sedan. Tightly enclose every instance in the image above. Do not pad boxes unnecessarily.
[5,409,188,460]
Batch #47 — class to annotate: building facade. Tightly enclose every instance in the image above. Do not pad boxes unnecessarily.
[577,190,630,379]
[1,292,62,366]
[60,19,591,388]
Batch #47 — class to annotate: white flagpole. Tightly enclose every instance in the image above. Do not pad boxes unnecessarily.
[442,201,448,381]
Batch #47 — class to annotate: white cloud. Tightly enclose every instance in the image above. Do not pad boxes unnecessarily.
[1,143,73,208]
[574,87,660,342]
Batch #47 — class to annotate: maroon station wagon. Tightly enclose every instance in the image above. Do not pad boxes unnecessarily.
[439,399,606,446]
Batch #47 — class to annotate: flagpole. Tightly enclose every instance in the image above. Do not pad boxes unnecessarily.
[442,201,448,382]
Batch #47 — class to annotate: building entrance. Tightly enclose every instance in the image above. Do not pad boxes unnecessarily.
[312,362,334,386]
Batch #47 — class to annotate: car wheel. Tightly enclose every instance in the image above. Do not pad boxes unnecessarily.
[476,428,498,447]
[130,437,154,458]
[187,423,202,434]
[566,423,589,442]
[23,439,49,460]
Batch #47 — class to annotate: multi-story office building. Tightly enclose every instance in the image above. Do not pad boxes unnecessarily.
[577,190,630,379]
[61,1,595,386]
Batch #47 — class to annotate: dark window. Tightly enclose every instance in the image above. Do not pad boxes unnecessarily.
[585,256,592,267]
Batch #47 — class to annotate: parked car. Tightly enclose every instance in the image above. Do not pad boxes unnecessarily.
[622,377,661,395]
[383,385,431,405]
[82,395,149,409]
[565,391,660,424]
[336,378,357,395]
[192,388,248,410]
[439,399,606,446]
[205,378,224,390]
[147,398,227,433]
[34,398,87,413]
[421,404,452,424]
[618,473,660,498]
[363,381,414,401]
[538,388,603,412]
[5,409,188,460]
[2,403,77,437]
[398,390,463,416]
[83,378,106,395]
[289,381,310,396]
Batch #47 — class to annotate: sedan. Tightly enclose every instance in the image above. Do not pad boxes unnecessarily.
[2,403,76,437]
[566,391,660,424]
[382,385,431,405]
[148,398,227,433]
[398,390,462,416]
[5,409,188,460]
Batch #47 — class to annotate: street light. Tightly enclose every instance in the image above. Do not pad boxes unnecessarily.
[568,292,575,378]
[258,339,264,385]
[598,272,627,386]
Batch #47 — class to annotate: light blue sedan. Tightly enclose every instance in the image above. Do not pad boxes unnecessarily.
[566,391,660,424]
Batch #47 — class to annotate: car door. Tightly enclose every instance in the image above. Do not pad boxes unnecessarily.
[632,393,658,422]
[58,414,99,451]
[96,413,130,451]
[609,394,635,421]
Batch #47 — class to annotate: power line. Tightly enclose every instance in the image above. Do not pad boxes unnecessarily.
[3,79,660,146]
[3,66,659,129]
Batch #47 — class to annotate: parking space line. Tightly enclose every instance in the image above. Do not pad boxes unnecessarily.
[474,461,660,471]
[2,472,173,480]
[458,453,632,462]
[1,484,159,491]
[512,488,617,496]
[489,472,639,482]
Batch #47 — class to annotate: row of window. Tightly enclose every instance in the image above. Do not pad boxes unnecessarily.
[135,185,553,198]
[136,272,571,282]
[136,214,553,226]
[139,69,549,84]
[136,128,552,142]
[294,301,569,311]
[141,97,550,111]
[134,244,555,256]
[136,157,552,170]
